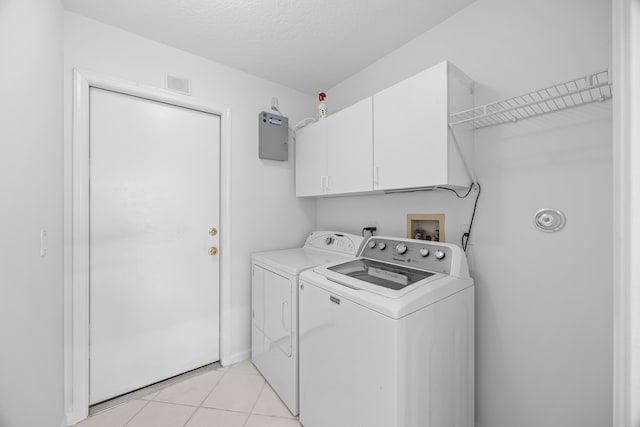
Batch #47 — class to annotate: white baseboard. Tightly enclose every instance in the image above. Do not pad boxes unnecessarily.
[221,349,250,367]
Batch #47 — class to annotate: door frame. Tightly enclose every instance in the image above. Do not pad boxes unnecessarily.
[68,69,232,424]
[613,1,640,426]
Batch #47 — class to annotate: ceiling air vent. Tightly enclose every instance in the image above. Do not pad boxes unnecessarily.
[166,75,191,95]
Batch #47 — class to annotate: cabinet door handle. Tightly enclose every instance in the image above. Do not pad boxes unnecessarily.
[320,176,324,191]
[326,176,331,192]
[374,167,380,186]
[330,296,340,305]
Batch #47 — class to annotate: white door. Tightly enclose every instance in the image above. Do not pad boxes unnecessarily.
[89,88,220,404]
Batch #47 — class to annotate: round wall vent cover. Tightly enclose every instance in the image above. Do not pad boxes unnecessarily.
[534,208,566,233]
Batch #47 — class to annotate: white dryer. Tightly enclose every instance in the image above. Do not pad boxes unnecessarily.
[299,236,474,427]
[251,231,364,416]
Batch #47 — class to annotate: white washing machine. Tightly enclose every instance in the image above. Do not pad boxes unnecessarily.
[251,231,364,416]
[299,236,474,427]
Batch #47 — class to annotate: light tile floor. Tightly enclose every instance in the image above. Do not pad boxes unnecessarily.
[76,361,301,427]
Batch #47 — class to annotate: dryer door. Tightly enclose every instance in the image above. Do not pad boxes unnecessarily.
[254,265,292,357]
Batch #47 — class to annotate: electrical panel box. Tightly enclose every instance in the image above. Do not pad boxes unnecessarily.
[258,111,289,161]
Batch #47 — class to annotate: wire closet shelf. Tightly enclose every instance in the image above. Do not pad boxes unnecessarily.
[448,70,612,129]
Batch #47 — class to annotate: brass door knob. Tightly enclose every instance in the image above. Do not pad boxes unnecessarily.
[209,227,218,236]
[208,247,218,256]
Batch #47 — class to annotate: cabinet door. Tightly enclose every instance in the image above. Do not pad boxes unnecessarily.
[326,97,373,194]
[295,119,327,197]
[373,62,449,190]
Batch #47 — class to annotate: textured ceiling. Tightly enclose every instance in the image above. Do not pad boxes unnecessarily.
[63,0,475,94]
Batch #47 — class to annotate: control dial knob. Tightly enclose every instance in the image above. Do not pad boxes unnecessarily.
[378,242,387,250]
[434,249,445,260]
[368,241,377,249]
[395,243,408,254]
[419,248,430,257]
[325,236,334,245]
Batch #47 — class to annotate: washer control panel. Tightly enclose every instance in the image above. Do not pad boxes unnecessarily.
[360,237,453,274]
[305,231,364,256]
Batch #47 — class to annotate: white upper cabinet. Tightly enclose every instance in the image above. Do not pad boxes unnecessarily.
[295,119,327,197]
[326,97,373,194]
[295,61,473,197]
[373,61,474,191]
[296,97,373,197]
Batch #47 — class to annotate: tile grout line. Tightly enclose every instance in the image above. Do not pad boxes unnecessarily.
[176,363,231,427]
[125,364,229,427]
[194,363,231,409]
[246,369,298,421]
[179,405,199,427]
[140,397,297,420]
[129,374,273,413]
[89,363,224,427]
[90,362,223,415]
[243,380,267,427]
[121,399,152,427]
[85,361,302,427]
[138,399,209,410]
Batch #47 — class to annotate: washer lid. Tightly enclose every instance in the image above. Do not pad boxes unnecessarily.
[327,259,435,290]
[316,258,444,299]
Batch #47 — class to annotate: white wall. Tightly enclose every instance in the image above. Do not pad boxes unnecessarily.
[0,0,65,426]
[318,1,613,427]
[63,12,316,371]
